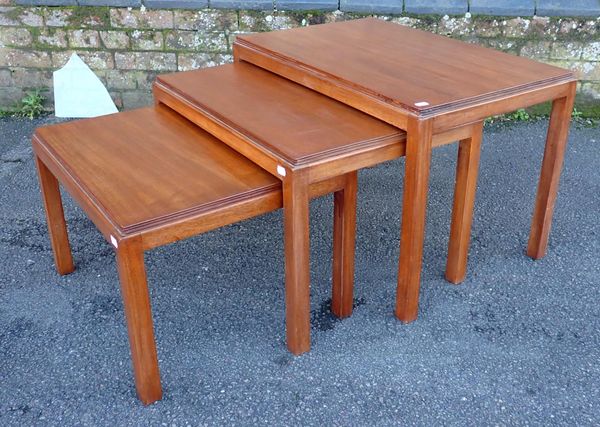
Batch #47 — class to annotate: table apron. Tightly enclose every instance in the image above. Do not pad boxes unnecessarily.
[432,81,574,132]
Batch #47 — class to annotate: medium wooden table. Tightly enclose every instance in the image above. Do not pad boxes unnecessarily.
[234,17,577,323]
[154,62,478,354]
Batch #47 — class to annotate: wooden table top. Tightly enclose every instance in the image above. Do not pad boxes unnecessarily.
[33,106,280,235]
[154,62,404,168]
[235,18,575,118]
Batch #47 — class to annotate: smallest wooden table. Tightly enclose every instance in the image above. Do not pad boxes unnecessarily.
[32,105,356,404]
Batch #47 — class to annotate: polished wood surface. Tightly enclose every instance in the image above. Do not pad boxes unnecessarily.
[236,18,577,324]
[395,118,433,323]
[528,82,577,259]
[34,106,280,236]
[116,235,162,405]
[446,122,483,284]
[331,171,357,318]
[235,18,575,120]
[155,62,404,167]
[33,105,359,403]
[283,170,311,354]
[35,156,74,275]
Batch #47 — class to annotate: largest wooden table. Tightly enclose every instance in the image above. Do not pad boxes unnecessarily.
[234,18,577,323]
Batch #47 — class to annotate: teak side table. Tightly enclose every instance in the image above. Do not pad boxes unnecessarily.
[33,105,361,404]
[153,62,483,355]
[234,18,577,323]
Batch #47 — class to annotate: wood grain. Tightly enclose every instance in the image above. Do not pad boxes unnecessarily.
[155,62,404,168]
[527,81,577,259]
[235,18,575,118]
[33,105,364,402]
[445,122,483,284]
[331,171,357,318]
[235,17,577,324]
[396,118,433,323]
[33,106,281,236]
[34,155,75,275]
[283,171,311,354]
[116,235,162,405]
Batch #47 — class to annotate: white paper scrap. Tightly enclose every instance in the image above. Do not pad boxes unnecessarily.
[53,53,118,118]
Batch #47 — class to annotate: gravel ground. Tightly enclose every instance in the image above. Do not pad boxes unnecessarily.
[0,115,598,426]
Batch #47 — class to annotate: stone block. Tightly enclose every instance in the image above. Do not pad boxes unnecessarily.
[472,19,503,37]
[503,17,532,38]
[528,16,554,38]
[135,71,158,89]
[121,90,154,109]
[52,50,115,70]
[520,41,551,59]
[0,68,11,85]
[438,15,472,36]
[174,9,238,32]
[130,29,163,50]
[470,0,535,17]
[582,42,600,61]
[0,7,19,26]
[68,29,101,48]
[404,0,468,14]
[239,11,294,32]
[0,27,32,47]
[10,68,52,87]
[537,0,600,17]
[340,0,402,13]
[165,29,228,52]
[268,14,297,30]
[37,28,68,48]
[0,86,24,108]
[110,8,173,29]
[542,59,599,81]
[100,30,130,49]
[482,38,519,53]
[177,52,232,71]
[109,90,123,109]
[551,42,584,60]
[574,61,600,80]
[115,51,177,71]
[580,82,600,100]
[0,48,51,67]
[21,8,44,26]
[45,8,73,26]
[67,8,110,27]
[382,16,415,26]
[105,69,138,90]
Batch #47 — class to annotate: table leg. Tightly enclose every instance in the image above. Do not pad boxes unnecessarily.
[116,236,162,405]
[283,171,311,355]
[35,156,75,276]
[331,171,358,318]
[396,118,433,323]
[445,122,483,284]
[527,82,576,259]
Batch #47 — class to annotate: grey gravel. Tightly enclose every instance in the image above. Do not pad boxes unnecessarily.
[0,115,599,426]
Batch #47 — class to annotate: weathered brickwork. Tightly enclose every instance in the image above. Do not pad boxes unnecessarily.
[0,5,599,113]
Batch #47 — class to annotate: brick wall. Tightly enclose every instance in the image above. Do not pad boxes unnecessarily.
[0,3,599,114]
